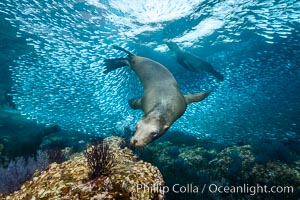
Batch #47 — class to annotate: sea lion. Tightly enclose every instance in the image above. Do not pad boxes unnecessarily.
[166,41,224,81]
[104,46,210,147]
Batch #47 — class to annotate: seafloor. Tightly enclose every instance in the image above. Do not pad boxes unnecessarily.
[0,111,299,199]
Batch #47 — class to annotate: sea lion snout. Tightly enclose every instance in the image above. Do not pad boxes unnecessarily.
[130,116,170,148]
[130,137,145,148]
[130,117,161,147]
[130,129,153,148]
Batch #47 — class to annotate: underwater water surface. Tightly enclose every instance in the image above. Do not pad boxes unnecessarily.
[0,0,299,146]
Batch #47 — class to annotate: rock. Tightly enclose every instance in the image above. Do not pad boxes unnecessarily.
[2,136,165,200]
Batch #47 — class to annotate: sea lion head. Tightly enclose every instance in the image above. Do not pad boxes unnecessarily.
[130,114,169,148]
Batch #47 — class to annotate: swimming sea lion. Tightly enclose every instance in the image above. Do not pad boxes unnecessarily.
[104,46,210,147]
[166,41,224,81]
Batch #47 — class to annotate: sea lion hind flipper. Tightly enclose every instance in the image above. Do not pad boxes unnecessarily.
[112,46,135,56]
[128,98,142,110]
[184,91,210,104]
[104,58,129,73]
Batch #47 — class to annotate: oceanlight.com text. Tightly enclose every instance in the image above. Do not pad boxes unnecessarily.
[208,184,294,196]
[135,183,294,196]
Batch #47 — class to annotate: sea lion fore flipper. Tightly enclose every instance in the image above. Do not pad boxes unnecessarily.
[184,91,210,104]
[177,57,196,71]
[104,58,129,73]
[177,57,189,69]
[128,98,142,110]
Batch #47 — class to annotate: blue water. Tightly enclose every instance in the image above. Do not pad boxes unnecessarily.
[0,0,299,145]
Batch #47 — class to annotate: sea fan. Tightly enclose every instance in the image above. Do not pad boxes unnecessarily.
[0,150,49,194]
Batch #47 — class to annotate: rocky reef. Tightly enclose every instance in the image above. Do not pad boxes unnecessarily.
[140,140,299,200]
[1,136,164,200]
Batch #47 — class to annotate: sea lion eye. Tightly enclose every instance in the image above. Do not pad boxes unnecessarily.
[151,131,158,138]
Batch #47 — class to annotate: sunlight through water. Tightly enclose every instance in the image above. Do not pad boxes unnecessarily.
[0,0,299,143]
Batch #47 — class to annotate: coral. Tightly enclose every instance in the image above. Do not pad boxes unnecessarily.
[2,136,165,200]
[35,150,49,171]
[0,150,49,194]
[0,157,31,194]
[84,139,116,179]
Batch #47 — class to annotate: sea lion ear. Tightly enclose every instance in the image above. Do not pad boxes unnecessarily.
[128,98,142,110]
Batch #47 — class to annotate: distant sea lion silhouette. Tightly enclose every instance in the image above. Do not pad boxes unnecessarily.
[166,41,224,81]
[104,46,210,147]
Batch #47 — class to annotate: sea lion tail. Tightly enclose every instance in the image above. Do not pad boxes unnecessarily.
[210,69,224,81]
[112,45,135,56]
[104,58,129,73]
